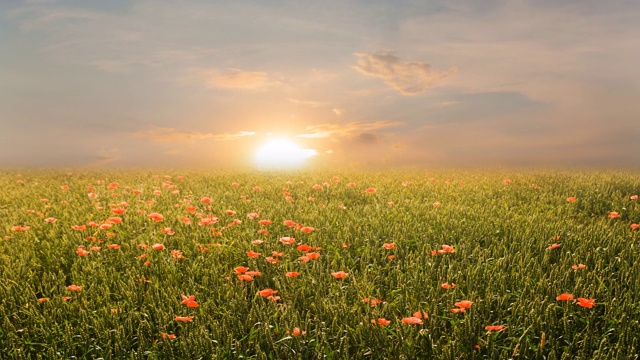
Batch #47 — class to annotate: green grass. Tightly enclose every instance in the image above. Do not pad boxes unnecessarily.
[1,169,639,359]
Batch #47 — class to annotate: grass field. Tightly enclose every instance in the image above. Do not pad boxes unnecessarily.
[1,169,639,359]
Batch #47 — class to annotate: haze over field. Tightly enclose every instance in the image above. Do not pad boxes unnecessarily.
[1,0,639,168]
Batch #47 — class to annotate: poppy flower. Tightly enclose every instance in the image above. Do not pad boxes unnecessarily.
[245,271,261,277]
[258,219,272,226]
[272,251,284,257]
[382,243,395,250]
[297,244,312,253]
[365,187,376,194]
[347,182,357,187]
[485,325,505,331]
[67,285,82,291]
[286,271,300,278]
[76,248,90,257]
[107,244,121,250]
[413,311,428,319]
[608,211,620,219]
[440,244,455,253]
[401,317,423,325]
[503,179,512,184]
[283,220,296,227]
[161,333,177,339]
[375,318,391,326]
[37,297,49,303]
[181,216,192,225]
[441,282,456,290]
[247,213,259,219]
[450,308,465,313]
[152,243,165,251]
[235,266,250,274]
[547,243,561,250]
[631,224,639,230]
[331,271,348,279]
[571,264,586,270]
[387,255,395,260]
[174,316,194,322]
[300,226,315,233]
[631,195,638,200]
[556,293,574,301]
[225,210,236,216]
[290,327,305,336]
[11,226,30,232]
[171,250,184,259]
[147,213,164,222]
[180,294,199,308]
[307,252,320,260]
[433,202,441,207]
[111,208,126,215]
[257,288,278,297]
[71,225,87,231]
[246,250,260,259]
[90,246,101,252]
[265,257,279,264]
[44,217,57,223]
[454,300,473,309]
[252,239,264,245]
[298,255,310,263]
[61,296,72,301]
[237,274,253,281]
[577,298,596,308]
[567,197,577,203]
[312,184,323,190]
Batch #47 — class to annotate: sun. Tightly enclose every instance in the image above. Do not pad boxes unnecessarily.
[255,138,317,169]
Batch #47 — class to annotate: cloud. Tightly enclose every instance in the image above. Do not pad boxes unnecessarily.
[133,127,256,143]
[296,120,402,139]
[188,68,273,90]
[353,51,455,95]
[287,98,329,108]
[332,108,343,116]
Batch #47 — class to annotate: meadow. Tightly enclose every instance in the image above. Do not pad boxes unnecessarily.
[0,169,639,359]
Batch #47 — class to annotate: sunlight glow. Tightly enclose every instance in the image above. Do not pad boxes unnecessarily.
[255,138,317,169]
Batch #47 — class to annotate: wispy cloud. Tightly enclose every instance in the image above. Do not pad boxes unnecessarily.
[287,98,329,108]
[187,68,274,90]
[354,51,455,95]
[88,147,120,167]
[296,120,402,139]
[133,127,256,143]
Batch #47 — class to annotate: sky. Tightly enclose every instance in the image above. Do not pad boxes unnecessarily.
[1,0,639,168]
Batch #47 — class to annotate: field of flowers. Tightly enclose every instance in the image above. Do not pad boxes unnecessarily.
[1,169,639,359]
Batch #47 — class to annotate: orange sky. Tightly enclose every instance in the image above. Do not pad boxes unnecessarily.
[1,1,639,168]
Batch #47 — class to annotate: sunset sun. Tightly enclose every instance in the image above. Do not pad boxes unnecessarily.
[255,138,317,169]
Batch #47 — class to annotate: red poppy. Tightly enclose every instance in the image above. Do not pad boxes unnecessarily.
[307,252,320,260]
[312,184,323,190]
[67,285,82,291]
[454,300,473,309]
[441,282,456,290]
[37,297,49,303]
[171,250,184,259]
[548,243,561,250]
[576,298,596,308]
[258,219,272,226]
[247,213,259,219]
[180,294,199,308]
[450,308,465,313]
[571,264,586,270]
[298,255,310,263]
[44,217,57,223]
[331,271,348,279]
[111,208,126,215]
[556,293,574,301]
[237,274,253,281]
[72,225,87,231]
[245,271,261,277]
[256,288,278,297]
[152,243,165,251]
[413,311,428,319]
[382,243,395,250]
[290,327,305,336]
[246,250,260,259]
[376,318,391,326]
[174,316,193,322]
[283,220,296,227]
[147,213,164,222]
[567,197,576,203]
[297,244,312,253]
[347,182,357,187]
[76,248,90,257]
[265,257,278,264]
[631,223,639,230]
[11,226,31,232]
[631,195,638,200]
[107,244,121,250]
[401,317,423,325]
[61,296,72,301]
[365,187,376,194]
[300,226,315,233]
[161,333,177,339]
[286,271,300,278]
[608,211,620,219]
[485,325,505,331]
